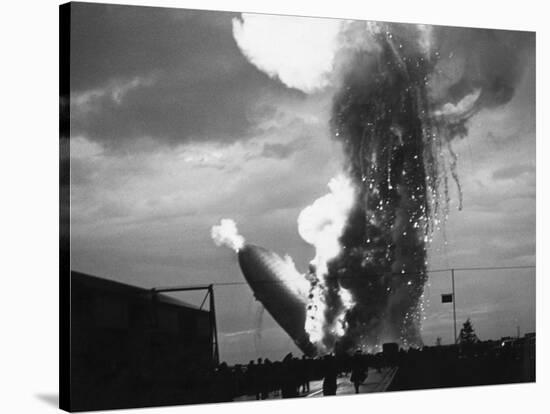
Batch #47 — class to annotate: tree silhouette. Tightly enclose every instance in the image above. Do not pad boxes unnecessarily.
[458,318,479,344]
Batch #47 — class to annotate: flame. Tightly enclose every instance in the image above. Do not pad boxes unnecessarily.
[298,175,356,348]
[211,219,245,252]
[298,175,356,276]
[279,253,311,304]
[333,286,355,336]
[304,280,327,345]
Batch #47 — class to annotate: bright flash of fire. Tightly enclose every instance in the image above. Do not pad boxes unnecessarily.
[334,286,355,336]
[298,175,356,276]
[297,175,356,350]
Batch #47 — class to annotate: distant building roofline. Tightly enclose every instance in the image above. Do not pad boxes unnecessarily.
[71,270,202,310]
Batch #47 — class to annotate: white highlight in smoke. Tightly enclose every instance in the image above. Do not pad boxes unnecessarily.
[332,286,355,337]
[232,16,436,95]
[416,24,434,57]
[232,13,343,93]
[433,89,481,118]
[211,219,245,252]
[298,175,356,276]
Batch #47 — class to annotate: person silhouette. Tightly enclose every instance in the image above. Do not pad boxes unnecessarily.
[322,355,338,396]
[281,353,299,398]
[350,350,367,394]
[300,355,310,393]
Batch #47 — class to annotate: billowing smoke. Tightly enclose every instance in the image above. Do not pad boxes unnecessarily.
[228,16,530,353]
[211,219,245,252]
[328,22,530,350]
[298,175,356,276]
[297,175,356,350]
[232,13,342,93]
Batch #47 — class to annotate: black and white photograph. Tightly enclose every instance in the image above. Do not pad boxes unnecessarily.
[58,1,537,412]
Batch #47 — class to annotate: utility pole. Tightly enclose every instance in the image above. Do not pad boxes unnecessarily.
[208,284,220,365]
[452,269,457,344]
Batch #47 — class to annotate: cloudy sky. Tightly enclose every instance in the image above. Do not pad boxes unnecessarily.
[69,3,535,363]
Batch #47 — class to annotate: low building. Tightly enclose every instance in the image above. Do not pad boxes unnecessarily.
[70,271,216,410]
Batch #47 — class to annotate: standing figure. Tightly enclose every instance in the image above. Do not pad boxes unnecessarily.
[322,355,338,396]
[350,350,368,394]
[300,355,310,393]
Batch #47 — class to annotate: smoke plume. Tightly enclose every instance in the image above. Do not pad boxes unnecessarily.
[297,175,356,350]
[232,13,342,93]
[298,175,356,276]
[211,219,245,252]
[327,22,530,350]
[230,17,531,353]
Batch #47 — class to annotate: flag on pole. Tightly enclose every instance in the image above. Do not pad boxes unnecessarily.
[441,293,453,303]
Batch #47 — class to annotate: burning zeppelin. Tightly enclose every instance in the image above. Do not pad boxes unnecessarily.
[212,20,530,356]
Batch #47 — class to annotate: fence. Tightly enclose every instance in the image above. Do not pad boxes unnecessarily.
[157,264,536,363]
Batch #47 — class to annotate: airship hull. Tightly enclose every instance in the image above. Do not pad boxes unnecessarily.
[238,244,316,356]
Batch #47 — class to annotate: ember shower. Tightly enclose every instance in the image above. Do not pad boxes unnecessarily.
[328,25,440,351]
[215,19,529,355]
[325,22,529,352]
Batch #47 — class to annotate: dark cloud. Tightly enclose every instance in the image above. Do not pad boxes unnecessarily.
[430,27,534,106]
[70,3,236,92]
[69,3,292,148]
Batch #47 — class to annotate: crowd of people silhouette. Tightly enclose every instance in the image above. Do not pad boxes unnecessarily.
[207,334,535,402]
[209,350,380,402]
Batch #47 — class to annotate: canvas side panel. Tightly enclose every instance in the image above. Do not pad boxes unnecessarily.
[59,2,71,412]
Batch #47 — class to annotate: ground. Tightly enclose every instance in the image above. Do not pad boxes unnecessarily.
[234,367,397,401]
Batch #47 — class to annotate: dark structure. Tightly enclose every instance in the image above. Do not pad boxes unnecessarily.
[382,342,399,365]
[388,335,536,392]
[69,271,217,411]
